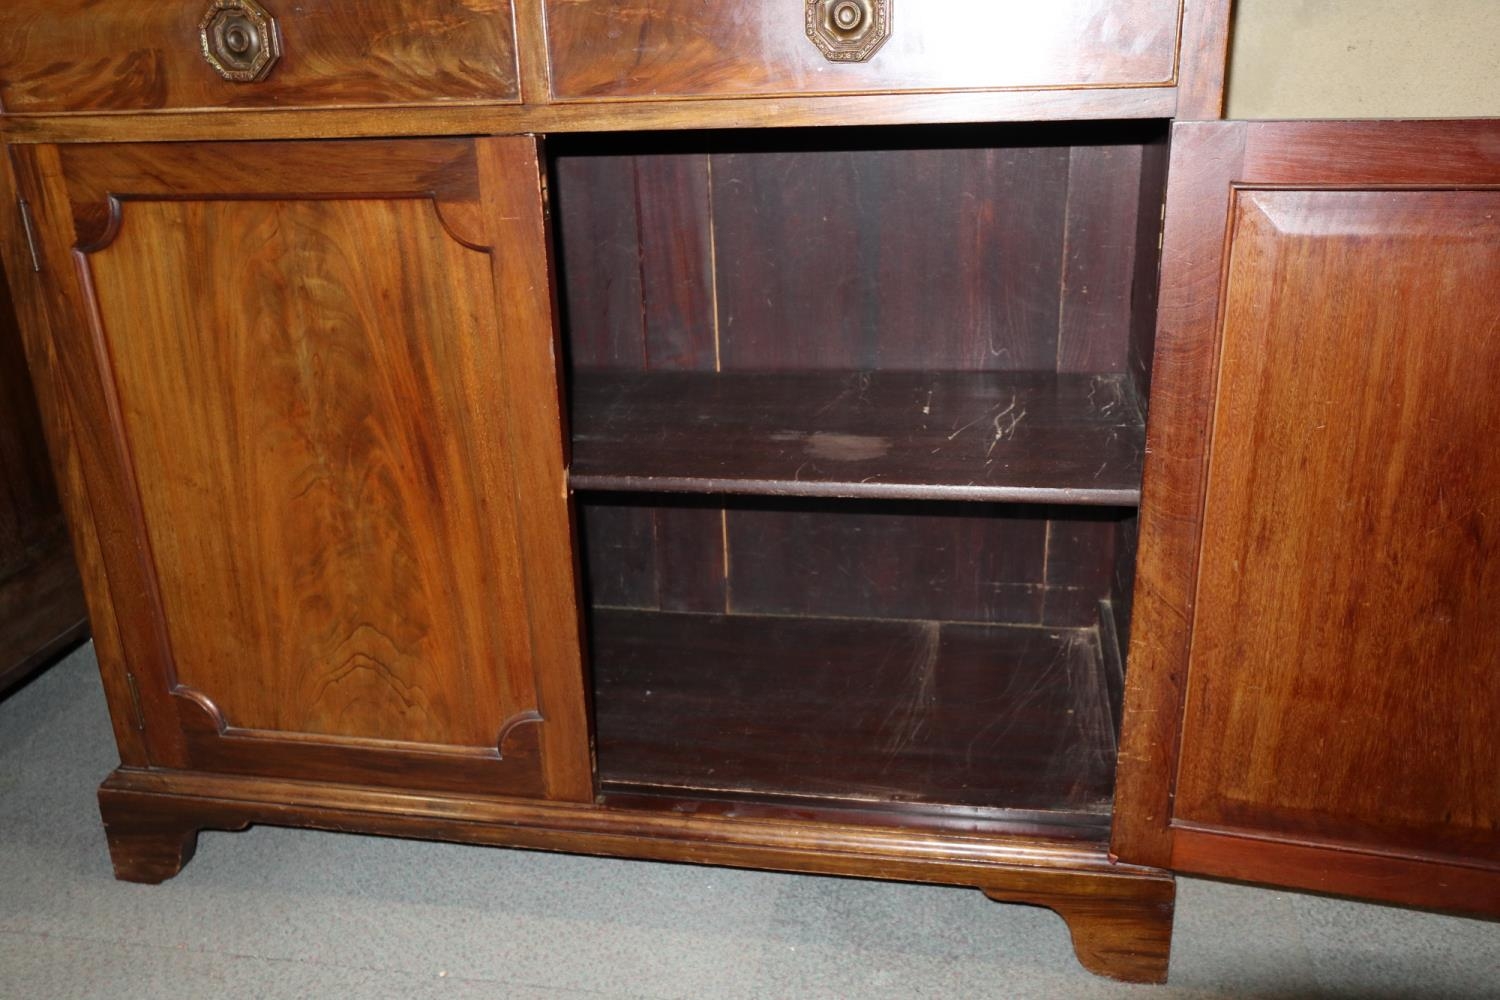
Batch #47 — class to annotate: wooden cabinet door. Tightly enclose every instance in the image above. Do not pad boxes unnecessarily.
[1114,120,1500,914]
[11,137,592,801]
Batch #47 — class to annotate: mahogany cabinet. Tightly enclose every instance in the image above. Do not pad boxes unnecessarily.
[1,0,1495,985]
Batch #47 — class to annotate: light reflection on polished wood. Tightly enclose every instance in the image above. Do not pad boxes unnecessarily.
[542,0,1181,100]
[23,137,591,799]
[1114,120,1500,918]
[0,0,519,113]
[87,196,529,748]
[1177,188,1500,863]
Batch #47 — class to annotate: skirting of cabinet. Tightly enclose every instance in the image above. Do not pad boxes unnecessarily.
[98,767,1175,984]
[1170,825,1500,918]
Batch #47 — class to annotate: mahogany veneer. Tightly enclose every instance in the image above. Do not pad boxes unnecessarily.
[0,0,521,113]
[543,0,1182,101]
[1114,119,1500,911]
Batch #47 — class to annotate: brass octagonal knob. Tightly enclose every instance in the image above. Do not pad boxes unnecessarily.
[806,0,891,63]
[199,0,281,83]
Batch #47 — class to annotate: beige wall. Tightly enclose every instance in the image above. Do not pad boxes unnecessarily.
[1227,0,1500,118]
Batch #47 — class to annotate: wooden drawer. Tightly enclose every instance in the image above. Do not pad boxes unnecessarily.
[543,0,1183,101]
[0,0,519,114]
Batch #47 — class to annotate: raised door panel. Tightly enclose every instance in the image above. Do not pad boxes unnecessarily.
[15,138,591,800]
[1176,188,1500,859]
[1113,120,1500,915]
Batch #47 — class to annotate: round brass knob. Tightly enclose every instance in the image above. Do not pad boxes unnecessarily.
[222,20,257,57]
[199,0,281,83]
[832,1,864,32]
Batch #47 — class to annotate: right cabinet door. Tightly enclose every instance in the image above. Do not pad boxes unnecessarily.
[1114,119,1500,914]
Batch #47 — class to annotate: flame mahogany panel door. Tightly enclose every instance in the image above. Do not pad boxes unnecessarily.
[14,137,592,801]
[1114,120,1500,915]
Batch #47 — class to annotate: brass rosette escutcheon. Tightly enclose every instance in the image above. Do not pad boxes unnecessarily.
[806,0,891,63]
[199,0,281,82]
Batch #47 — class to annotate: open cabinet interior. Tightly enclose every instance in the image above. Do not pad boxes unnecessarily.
[551,122,1170,840]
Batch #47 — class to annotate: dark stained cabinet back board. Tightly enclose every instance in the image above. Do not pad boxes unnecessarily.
[1113,119,1500,915]
[2,0,1498,986]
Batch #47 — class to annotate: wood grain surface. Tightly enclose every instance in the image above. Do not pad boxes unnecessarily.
[93,194,533,748]
[0,0,519,113]
[1175,187,1500,862]
[0,1,1234,140]
[543,0,1181,100]
[557,128,1162,650]
[1113,120,1500,912]
[1172,0,1232,119]
[0,244,87,694]
[1109,120,1245,868]
[571,371,1144,504]
[0,88,1182,145]
[97,765,1177,982]
[18,137,589,798]
[0,152,137,758]
[591,608,1119,817]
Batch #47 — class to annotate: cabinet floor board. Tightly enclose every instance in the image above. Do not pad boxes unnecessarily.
[591,608,1120,824]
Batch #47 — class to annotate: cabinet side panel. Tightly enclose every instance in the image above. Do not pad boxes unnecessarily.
[0,211,89,693]
[4,147,143,761]
[0,262,60,574]
[1174,189,1500,863]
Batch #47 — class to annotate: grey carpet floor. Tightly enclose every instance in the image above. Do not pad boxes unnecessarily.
[1,644,1496,1000]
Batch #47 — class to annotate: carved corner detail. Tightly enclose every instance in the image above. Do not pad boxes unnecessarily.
[74,195,124,254]
[171,685,229,735]
[496,709,544,760]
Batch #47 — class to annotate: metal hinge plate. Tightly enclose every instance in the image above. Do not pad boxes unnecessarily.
[124,673,147,731]
[17,196,41,273]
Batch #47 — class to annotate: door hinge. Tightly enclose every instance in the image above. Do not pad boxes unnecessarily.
[17,196,42,273]
[124,673,147,731]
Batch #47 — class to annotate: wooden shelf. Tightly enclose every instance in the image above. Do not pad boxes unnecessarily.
[569,371,1144,505]
[591,608,1120,825]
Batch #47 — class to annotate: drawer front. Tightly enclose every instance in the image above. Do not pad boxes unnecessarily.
[544,0,1182,101]
[0,0,518,113]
